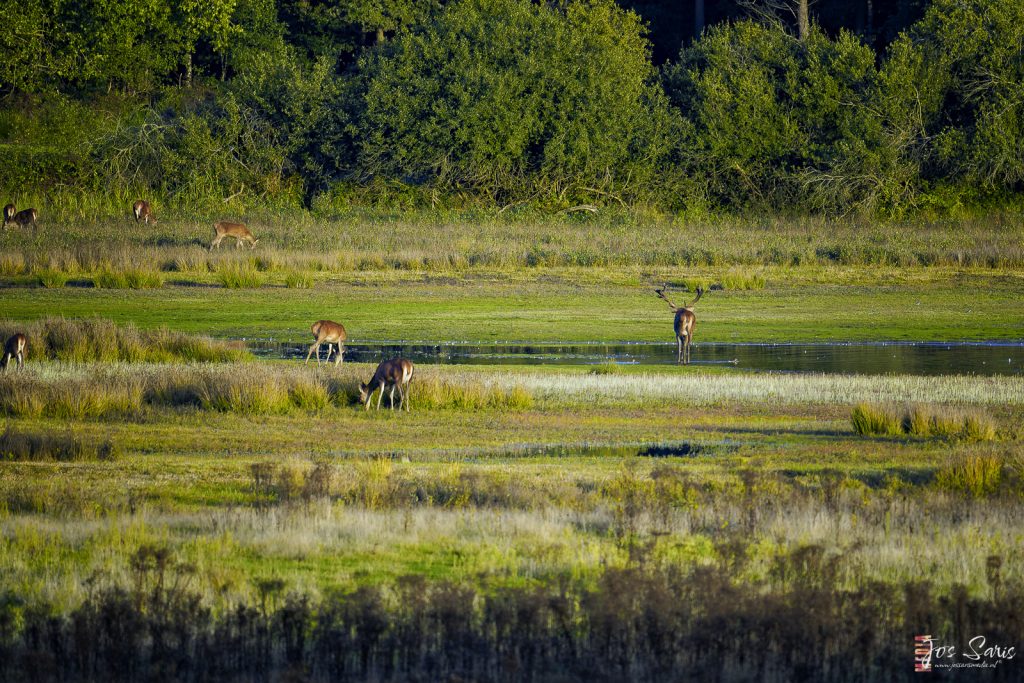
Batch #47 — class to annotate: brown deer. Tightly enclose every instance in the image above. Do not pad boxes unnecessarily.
[655,285,704,364]
[359,358,414,411]
[305,320,348,366]
[211,221,258,250]
[1,333,26,370]
[2,204,14,228]
[8,207,37,228]
[133,200,156,224]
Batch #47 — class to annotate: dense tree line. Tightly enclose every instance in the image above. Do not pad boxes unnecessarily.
[0,0,1020,216]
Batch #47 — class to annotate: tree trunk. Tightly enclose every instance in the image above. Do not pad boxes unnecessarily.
[797,0,809,41]
[185,52,193,88]
[694,0,704,38]
[376,27,385,44]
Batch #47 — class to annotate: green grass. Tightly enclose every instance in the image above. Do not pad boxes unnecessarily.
[1,269,1022,343]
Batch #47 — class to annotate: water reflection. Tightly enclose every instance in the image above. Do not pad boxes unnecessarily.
[246,339,1022,376]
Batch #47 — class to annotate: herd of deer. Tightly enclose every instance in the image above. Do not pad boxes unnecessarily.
[2,199,711,406]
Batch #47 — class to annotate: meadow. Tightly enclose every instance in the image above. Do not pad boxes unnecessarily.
[1,212,1023,681]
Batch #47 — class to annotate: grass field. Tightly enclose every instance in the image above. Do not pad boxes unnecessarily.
[1,213,1023,681]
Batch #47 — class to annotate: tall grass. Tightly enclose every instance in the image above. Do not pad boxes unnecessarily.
[0,317,248,363]
[0,363,537,417]
[2,213,1023,278]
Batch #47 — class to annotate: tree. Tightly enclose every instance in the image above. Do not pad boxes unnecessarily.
[355,0,681,204]
[344,0,439,44]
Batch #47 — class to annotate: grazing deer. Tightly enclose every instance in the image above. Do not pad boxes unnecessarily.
[2,204,14,228]
[305,320,348,366]
[359,358,414,411]
[655,285,704,364]
[1,333,26,370]
[133,200,156,224]
[211,221,258,250]
[9,207,37,228]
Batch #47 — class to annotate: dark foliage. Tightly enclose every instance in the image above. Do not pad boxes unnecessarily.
[3,547,1023,682]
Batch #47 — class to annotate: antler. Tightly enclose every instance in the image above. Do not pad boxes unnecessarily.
[689,287,705,307]
[654,284,677,311]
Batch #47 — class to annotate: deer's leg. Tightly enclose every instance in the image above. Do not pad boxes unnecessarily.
[684,336,691,365]
[376,384,384,410]
[389,385,396,410]
[305,341,319,365]
[677,335,683,364]
[404,378,411,411]
[210,236,221,250]
[335,345,344,366]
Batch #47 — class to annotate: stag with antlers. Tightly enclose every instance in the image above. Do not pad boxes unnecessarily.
[655,284,704,364]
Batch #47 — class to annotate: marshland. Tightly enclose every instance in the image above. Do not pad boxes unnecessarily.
[4,0,1024,680]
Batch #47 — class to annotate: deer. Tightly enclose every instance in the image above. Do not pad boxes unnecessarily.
[359,358,414,411]
[305,320,348,366]
[1,333,26,371]
[132,200,156,224]
[5,206,37,228]
[211,221,258,250]
[655,284,705,364]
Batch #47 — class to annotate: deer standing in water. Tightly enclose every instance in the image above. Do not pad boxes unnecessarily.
[655,285,704,364]
[3,205,37,228]
[359,358,414,411]
[1,333,26,370]
[211,221,258,250]
[305,320,348,366]
[133,200,156,224]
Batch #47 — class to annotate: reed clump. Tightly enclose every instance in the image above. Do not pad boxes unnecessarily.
[92,267,164,289]
[935,453,1004,498]
[217,264,263,289]
[853,403,998,441]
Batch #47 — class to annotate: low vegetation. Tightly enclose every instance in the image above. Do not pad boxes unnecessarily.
[0,425,118,462]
